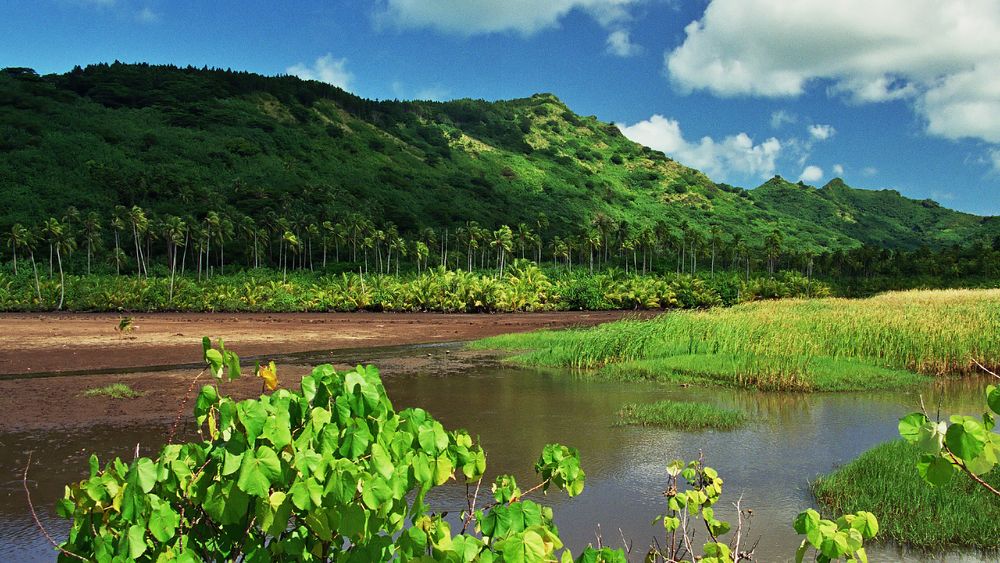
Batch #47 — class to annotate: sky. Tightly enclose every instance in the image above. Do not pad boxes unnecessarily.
[3,0,1000,216]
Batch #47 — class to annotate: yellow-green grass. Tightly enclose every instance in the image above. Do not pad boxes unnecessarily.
[813,440,1000,550]
[615,400,746,430]
[82,383,143,399]
[473,289,1000,391]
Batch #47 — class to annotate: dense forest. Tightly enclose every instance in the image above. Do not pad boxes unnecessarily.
[1,62,999,293]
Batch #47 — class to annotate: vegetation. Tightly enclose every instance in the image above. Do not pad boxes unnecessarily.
[897,375,1000,496]
[614,400,746,430]
[54,339,878,562]
[474,289,1000,391]
[813,440,1000,550]
[2,64,999,305]
[0,262,828,313]
[82,383,143,399]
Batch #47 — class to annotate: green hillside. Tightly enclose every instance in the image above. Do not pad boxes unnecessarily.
[1,62,995,252]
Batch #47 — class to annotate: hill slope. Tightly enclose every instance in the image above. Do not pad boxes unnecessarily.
[0,63,995,251]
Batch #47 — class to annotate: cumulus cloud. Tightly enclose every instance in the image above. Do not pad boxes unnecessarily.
[798,165,823,183]
[665,0,1000,145]
[136,7,159,23]
[832,163,845,176]
[862,166,878,176]
[617,114,782,181]
[770,110,796,129]
[808,124,836,141]
[606,29,642,57]
[286,54,354,90]
[378,0,639,36]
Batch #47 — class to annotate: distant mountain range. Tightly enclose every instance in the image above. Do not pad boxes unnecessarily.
[1,63,996,250]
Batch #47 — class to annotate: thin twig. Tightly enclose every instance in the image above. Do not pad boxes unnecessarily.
[946,450,1000,497]
[972,358,1000,380]
[168,367,207,444]
[23,452,87,561]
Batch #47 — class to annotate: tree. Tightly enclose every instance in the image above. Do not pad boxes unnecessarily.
[162,216,186,302]
[81,212,102,275]
[413,240,429,273]
[765,228,784,275]
[128,206,150,278]
[4,223,29,275]
[44,218,75,309]
[491,225,513,277]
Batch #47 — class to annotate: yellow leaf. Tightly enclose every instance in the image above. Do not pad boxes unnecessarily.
[257,361,279,391]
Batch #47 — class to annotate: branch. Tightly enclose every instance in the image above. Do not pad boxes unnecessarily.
[946,450,1000,497]
[972,358,1000,380]
[23,452,87,561]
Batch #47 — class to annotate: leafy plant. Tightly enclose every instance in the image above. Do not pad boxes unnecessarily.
[792,509,878,562]
[57,339,598,562]
[898,369,1000,496]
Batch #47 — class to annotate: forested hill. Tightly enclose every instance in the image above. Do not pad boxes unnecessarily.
[1,62,995,251]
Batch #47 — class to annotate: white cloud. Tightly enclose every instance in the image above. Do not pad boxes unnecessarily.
[832,163,845,176]
[378,0,639,36]
[606,29,642,57]
[989,149,1000,173]
[665,0,1000,145]
[808,123,836,141]
[415,85,450,101]
[770,110,796,129]
[286,54,354,90]
[617,114,782,181]
[862,166,878,176]
[799,165,823,183]
[136,7,159,23]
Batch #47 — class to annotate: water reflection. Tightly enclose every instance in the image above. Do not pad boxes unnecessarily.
[0,357,993,562]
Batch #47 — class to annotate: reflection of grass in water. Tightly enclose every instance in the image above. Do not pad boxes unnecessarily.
[614,400,745,430]
[83,383,143,399]
[813,440,1000,550]
[597,355,927,392]
[474,289,999,392]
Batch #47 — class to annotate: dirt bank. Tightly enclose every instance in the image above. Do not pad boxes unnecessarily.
[0,310,647,376]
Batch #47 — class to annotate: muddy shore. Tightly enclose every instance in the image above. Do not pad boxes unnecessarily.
[0,310,649,431]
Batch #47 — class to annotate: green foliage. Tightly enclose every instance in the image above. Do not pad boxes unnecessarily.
[0,263,832,312]
[813,440,1000,549]
[614,400,746,430]
[898,381,1000,492]
[475,289,1000,391]
[82,383,143,399]
[792,509,878,562]
[58,339,601,562]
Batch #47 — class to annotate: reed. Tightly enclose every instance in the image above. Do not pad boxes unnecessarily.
[614,400,746,430]
[475,289,1000,390]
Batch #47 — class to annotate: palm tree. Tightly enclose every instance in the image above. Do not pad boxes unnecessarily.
[281,231,299,281]
[240,216,259,269]
[4,223,29,275]
[515,223,533,260]
[162,216,186,301]
[535,213,549,263]
[491,225,514,277]
[128,206,150,277]
[321,221,335,268]
[585,228,601,274]
[111,207,127,276]
[413,241,429,273]
[765,228,783,275]
[44,218,75,310]
[709,225,722,276]
[24,228,42,301]
[81,212,102,275]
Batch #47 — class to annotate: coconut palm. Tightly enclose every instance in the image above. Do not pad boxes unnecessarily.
[81,212,101,275]
[4,223,29,275]
[44,218,75,309]
[128,206,150,278]
[162,216,186,301]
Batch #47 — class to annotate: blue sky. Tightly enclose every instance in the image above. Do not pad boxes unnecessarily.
[3,0,999,215]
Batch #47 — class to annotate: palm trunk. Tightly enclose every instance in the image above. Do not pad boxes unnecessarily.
[56,246,64,310]
[29,250,41,301]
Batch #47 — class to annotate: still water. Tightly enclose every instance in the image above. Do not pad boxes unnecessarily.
[0,347,992,562]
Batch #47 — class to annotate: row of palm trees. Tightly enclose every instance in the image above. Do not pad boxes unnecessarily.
[3,205,791,305]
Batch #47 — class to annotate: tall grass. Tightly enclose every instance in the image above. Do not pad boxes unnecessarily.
[615,400,746,430]
[813,440,1000,550]
[474,289,1000,390]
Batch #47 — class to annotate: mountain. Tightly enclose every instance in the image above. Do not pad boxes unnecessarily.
[1,62,995,251]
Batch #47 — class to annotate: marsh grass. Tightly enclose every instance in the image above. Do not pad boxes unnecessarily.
[813,440,1000,550]
[83,383,143,399]
[615,400,746,430]
[474,289,1000,391]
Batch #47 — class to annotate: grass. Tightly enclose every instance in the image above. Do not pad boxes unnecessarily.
[82,383,143,399]
[812,440,1000,550]
[614,400,746,430]
[473,289,1000,391]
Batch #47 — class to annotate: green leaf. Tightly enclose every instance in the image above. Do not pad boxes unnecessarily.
[945,417,988,461]
[148,502,179,542]
[237,445,282,498]
[987,385,1000,416]
[127,524,147,560]
[916,453,954,486]
[898,412,928,443]
[262,412,292,450]
[238,400,268,442]
[371,443,395,479]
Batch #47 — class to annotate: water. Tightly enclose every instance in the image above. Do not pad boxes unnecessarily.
[0,349,992,562]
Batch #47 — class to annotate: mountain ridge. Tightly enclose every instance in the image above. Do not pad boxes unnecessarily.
[1,62,995,252]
